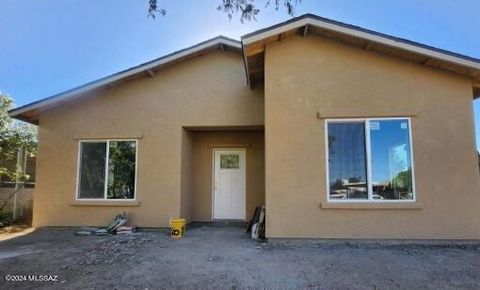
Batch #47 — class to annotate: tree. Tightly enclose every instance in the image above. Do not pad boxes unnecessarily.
[107,141,136,199]
[392,168,412,193]
[148,0,301,22]
[0,94,37,183]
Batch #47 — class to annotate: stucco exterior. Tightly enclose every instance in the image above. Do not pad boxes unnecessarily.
[32,50,264,227]
[19,18,480,239]
[264,35,480,239]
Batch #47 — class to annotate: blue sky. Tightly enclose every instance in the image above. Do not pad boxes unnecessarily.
[1,0,479,149]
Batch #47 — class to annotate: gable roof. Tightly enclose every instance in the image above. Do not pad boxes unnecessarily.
[9,14,480,124]
[9,36,241,124]
[242,14,480,92]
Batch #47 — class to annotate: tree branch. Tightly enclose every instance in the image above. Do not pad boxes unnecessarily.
[148,0,300,22]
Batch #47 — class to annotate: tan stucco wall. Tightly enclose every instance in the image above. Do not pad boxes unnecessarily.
[190,131,265,221]
[33,50,264,227]
[264,35,480,239]
[180,129,194,221]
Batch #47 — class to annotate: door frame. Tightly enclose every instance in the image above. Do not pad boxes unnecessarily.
[211,148,247,220]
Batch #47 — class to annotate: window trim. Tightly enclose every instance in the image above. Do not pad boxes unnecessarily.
[324,117,416,203]
[75,139,139,201]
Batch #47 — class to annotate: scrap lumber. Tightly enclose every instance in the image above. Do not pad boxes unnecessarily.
[250,205,265,240]
[74,212,128,236]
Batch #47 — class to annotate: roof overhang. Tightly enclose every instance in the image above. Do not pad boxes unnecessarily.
[9,14,480,124]
[474,82,480,99]
[9,36,241,124]
[242,14,480,89]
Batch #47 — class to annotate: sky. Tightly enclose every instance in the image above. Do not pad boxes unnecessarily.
[1,0,479,149]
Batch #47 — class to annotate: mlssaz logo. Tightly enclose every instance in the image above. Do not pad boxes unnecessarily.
[4,275,59,282]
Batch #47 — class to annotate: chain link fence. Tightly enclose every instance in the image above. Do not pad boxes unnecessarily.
[0,149,36,226]
[0,182,34,225]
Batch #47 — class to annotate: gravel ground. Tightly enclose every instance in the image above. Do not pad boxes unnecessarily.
[0,225,479,289]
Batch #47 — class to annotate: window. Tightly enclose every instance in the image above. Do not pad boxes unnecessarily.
[326,118,415,202]
[220,154,240,169]
[77,140,137,200]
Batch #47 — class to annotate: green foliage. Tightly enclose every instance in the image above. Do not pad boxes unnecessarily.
[217,0,300,22]
[0,209,11,224]
[392,168,412,193]
[0,95,14,133]
[107,141,136,199]
[148,0,301,22]
[0,93,37,182]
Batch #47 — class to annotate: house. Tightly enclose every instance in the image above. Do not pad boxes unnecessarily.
[9,14,480,239]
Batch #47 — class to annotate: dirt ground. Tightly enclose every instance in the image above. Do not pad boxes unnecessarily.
[0,225,479,289]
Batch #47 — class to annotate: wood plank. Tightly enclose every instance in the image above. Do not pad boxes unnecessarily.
[244,45,265,56]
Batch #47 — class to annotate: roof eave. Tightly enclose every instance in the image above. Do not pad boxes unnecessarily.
[9,36,241,121]
[474,81,480,99]
[241,14,480,87]
[242,15,480,70]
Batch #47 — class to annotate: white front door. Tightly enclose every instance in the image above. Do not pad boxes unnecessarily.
[213,149,246,220]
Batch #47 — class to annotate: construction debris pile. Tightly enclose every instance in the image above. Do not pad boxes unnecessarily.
[74,212,136,236]
[116,225,137,235]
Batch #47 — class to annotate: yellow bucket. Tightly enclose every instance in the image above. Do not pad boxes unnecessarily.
[170,218,186,238]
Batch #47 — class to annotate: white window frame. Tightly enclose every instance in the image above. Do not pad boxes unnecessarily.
[75,139,138,201]
[325,117,416,203]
